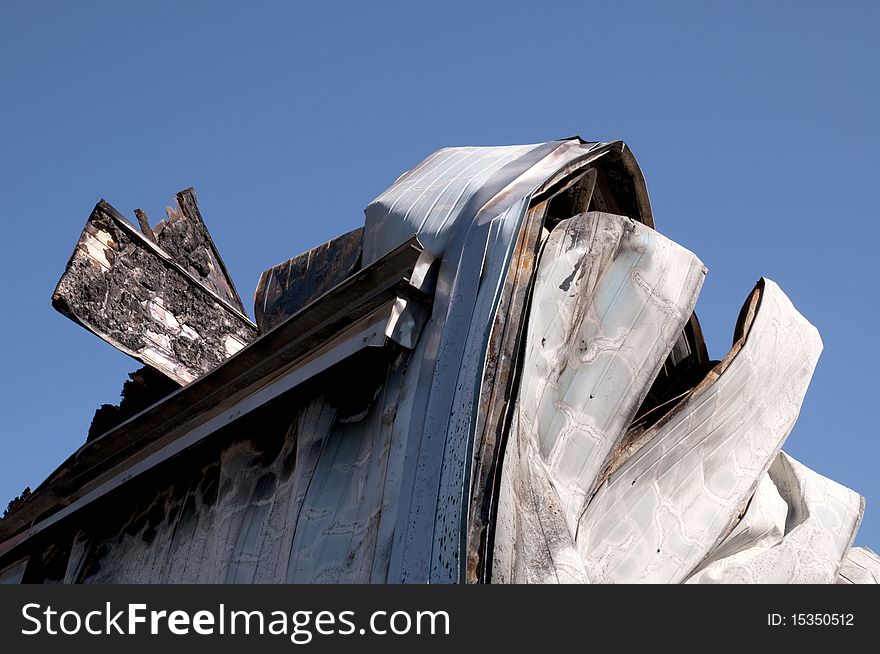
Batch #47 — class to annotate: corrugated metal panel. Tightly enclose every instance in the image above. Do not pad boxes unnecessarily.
[363,144,540,263]
[375,139,666,582]
[366,139,629,582]
[5,138,650,583]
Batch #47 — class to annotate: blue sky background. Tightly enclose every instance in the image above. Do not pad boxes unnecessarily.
[1,2,877,548]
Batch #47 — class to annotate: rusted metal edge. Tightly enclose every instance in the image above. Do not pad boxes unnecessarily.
[465,199,549,583]
[0,236,432,550]
[463,145,658,582]
[591,279,765,497]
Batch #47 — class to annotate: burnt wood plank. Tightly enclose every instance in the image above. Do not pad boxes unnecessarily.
[52,198,258,385]
[255,227,363,332]
[153,188,246,313]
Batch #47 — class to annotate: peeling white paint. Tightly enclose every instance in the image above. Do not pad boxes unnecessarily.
[79,229,115,270]
[224,334,247,356]
[148,298,181,331]
[144,329,173,353]
[179,324,200,341]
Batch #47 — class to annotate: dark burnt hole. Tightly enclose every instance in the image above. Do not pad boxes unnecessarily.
[546,170,595,230]
[323,346,401,422]
[586,153,641,221]
[20,540,72,583]
[630,315,715,433]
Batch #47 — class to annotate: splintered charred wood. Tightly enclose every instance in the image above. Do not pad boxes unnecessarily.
[0,237,427,547]
[52,198,257,385]
[2,488,31,521]
[153,188,246,314]
[87,366,180,442]
[133,208,156,243]
[255,227,363,332]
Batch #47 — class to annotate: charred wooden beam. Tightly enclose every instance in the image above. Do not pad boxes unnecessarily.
[52,195,257,385]
[255,227,363,332]
[133,208,156,243]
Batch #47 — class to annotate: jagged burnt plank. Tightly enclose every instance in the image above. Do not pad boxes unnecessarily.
[52,197,257,385]
[152,188,247,314]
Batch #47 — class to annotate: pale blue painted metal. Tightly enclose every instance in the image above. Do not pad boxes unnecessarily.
[364,139,632,582]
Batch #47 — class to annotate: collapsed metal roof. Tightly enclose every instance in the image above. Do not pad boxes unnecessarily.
[0,137,877,584]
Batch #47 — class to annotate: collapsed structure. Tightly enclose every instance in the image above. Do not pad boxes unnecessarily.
[1,138,877,584]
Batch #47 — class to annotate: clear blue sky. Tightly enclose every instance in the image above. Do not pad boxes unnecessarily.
[1,2,877,549]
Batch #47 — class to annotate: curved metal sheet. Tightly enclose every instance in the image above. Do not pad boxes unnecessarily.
[687,452,864,583]
[492,212,705,583]
[837,546,880,584]
[578,280,823,583]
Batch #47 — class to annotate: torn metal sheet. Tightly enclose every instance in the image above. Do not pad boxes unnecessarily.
[52,197,257,384]
[372,139,660,583]
[686,452,864,583]
[576,280,823,583]
[492,211,705,583]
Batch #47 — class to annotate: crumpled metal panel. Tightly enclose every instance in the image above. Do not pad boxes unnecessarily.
[492,212,705,583]
[577,280,822,583]
[7,139,874,586]
[685,469,788,581]
[837,546,880,584]
[687,452,863,583]
[9,139,653,585]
